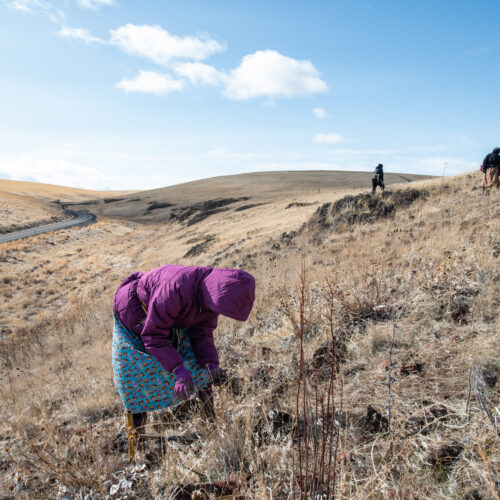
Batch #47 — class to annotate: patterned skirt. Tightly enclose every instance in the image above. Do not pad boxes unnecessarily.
[112,318,212,413]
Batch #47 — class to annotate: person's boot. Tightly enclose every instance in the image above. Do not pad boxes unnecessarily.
[132,412,148,431]
[126,412,148,461]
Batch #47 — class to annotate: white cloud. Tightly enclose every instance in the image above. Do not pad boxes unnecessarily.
[312,107,330,119]
[49,9,65,23]
[50,21,329,103]
[76,0,113,9]
[58,26,105,44]
[6,0,51,13]
[109,24,226,65]
[6,0,66,24]
[7,1,32,12]
[173,62,225,86]
[224,50,328,100]
[116,70,184,95]
[312,133,347,144]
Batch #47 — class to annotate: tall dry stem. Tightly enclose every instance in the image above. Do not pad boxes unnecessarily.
[292,261,342,499]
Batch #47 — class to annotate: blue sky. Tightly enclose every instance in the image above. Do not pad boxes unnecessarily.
[0,0,498,190]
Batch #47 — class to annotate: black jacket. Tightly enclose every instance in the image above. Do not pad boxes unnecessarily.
[482,152,500,169]
[372,166,384,182]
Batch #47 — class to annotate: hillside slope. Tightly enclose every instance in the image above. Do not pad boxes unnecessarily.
[0,179,135,233]
[0,171,498,499]
[69,170,430,222]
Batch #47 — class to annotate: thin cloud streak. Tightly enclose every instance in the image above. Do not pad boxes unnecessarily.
[76,0,114,10]
[115,70,184,95]
[312,107,330,119]
[313,133,347,144]
[58,25,105,44]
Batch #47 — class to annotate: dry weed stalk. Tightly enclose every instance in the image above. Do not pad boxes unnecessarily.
[291,259,342,499]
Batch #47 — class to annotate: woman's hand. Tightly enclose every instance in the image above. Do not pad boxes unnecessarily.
[173,365,194,400]
[205,363,228,386]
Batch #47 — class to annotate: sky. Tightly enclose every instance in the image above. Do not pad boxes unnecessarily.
[0,0,498,190]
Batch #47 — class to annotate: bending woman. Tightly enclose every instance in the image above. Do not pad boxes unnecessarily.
[112,264,255,443]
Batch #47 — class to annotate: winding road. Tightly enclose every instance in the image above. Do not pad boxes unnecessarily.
[0,210,96,244]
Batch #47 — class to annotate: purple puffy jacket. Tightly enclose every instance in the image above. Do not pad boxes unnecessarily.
[113,265,255,373]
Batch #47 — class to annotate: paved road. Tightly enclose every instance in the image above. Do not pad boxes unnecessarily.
[0,210,96,243]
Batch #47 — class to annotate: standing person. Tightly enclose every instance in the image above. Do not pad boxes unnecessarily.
[481,147,500,192]
[371,163,385,194]
[112,264,255,456]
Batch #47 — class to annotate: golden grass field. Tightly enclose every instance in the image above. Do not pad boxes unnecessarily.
[0,170,498,499]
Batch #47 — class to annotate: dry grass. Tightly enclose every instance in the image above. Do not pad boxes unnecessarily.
[0,171,498,498]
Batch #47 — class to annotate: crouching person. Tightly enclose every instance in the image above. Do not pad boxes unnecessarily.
[111,264,255,458]
[481,147,500,192]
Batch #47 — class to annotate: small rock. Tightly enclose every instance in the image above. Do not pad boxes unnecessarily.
[253,410,295,446]
[344,364,365,377]
[425,404,452,420]
[400,361,424,375]
[428,443,463,467]
[463,489,483,500]
[362,405,388,433]
[261,346,272,358]
[312,344,331,369]
[492,241,500,258]
[405,416,427,436]
[478,364,498,388]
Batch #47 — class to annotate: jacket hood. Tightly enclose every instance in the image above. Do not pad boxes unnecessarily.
[493,148,500,154]
[201,268,255,321]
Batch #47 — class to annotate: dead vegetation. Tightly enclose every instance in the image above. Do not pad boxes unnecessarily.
[0,172,498,498]
[305,188,427,234]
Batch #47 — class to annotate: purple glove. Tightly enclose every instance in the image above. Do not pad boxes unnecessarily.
[205,363,228,387]
[174,365,194,400]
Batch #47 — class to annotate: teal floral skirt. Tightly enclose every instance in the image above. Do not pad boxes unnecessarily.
[112,317,212,413]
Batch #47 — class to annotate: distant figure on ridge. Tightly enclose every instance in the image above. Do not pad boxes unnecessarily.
[112,264,255,457]
[481,147,500,192]
[371,163,385,194]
